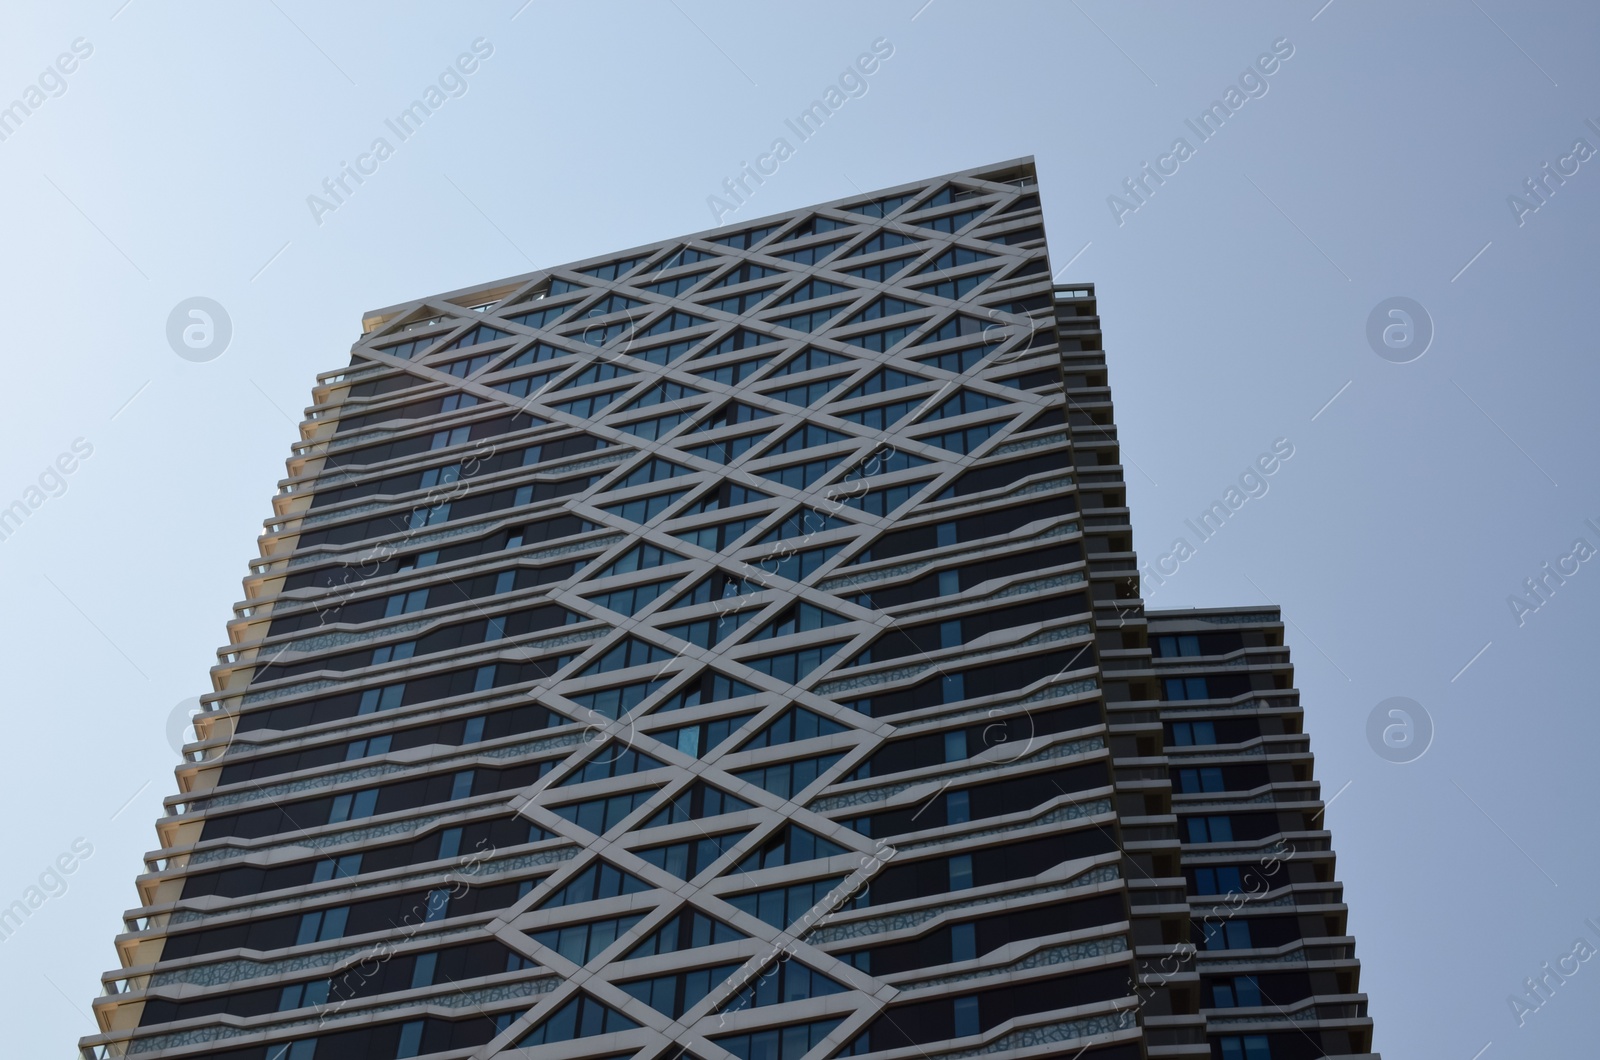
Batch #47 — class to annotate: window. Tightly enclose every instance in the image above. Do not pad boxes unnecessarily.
[561,360,634,389]
[444,326,505,350]
[1200,919,1252,950]
[599,490,690,525]
[726,876,847,928]
[917,245,994,273]
[554,790,656,834]
[749,602,847,640]
[670,569,758,608]
[653,713,755,758]
[627,909,742,957]
[327,788,379,824]
[914,313,986,346]
[758,506,850,543]
[276,978,330,1012]
[1192,865,1244,896]
[844,367,924,400]
[751,544,840,583]
[568,679,668,720]
[578,256,644,280]
[637,310,709,337]
[925,388,1008,420]
[720,958,846,1011]
[660,608,758,649]
[1186,815,1233,843]
[654,670,758,712]
[636,832,745,879]
[840,254,916,282]
[1176,767,1226,793]
[579,636,677,676]
[495,341,565,369]
[593,543,684,578]
[621,962,743,1017]
[620,377,704,409]
[552,391,622,418]
[515,994,638,1047]
[586,578,677,617]
[530,914,645,964]
[770,425,848,454]
[1165,676,1210,701]
[618,410,694,441]
[847,323,920,352]
[842,447,928,481]
[767,378,841,408]
[683,432,766,464]
[733,825,847,872]
[560,745,665,785]
[695,401,772,430]
[694,355,771,386]
[744,707,848,748]
[771,293,853,329]
[614,458,691,489]
[711,224,779,249]
[537,862,651,909]
[917,272,992,300]
[1210,975,1262,1008]
[915,206,986,233]
[673,515,765,551]
[1155,634,1202,657]
[583,293,643,316]
[840,398,923,430]
[847,296,921,323]
[506,304,573,329]
[714,1019,843,1060]
[733,753,843,798]
[627,337,700,365]
[682,481,769,515]
[773,238,845,264]
[845,192,916,217]
[295,905,349,944]
[760,455,845,489]
[772,278,848,305]
[563,319,631,347]
[1169,720,1217,746]
[706,262,781,289]
[642,271,711,297]
[384,589,429,617]
[702,290,774,315]
[921,421,1004,454]
[772,347,848,376]
[845,230,917,257]
[642,782,752,826]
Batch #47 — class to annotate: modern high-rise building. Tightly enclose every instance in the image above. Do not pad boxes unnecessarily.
[83,158,1376,1060]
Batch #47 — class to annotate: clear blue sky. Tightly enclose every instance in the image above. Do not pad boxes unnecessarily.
[1,2,1596,1056]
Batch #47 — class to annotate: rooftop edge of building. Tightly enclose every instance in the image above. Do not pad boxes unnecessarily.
[358,155,1041,335]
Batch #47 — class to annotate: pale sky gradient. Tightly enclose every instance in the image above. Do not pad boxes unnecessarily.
[1,3,1597,1056]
